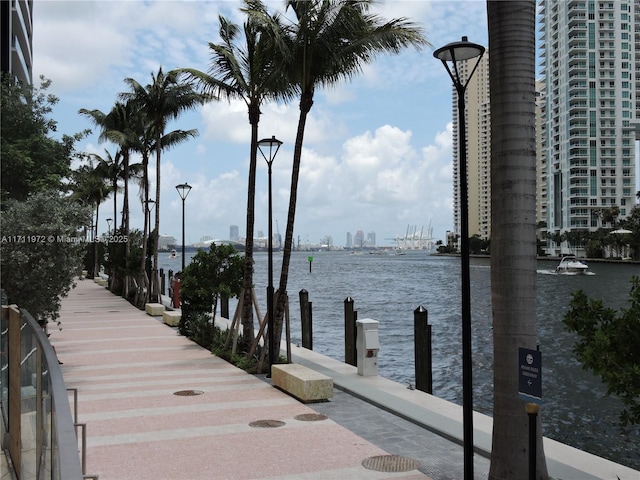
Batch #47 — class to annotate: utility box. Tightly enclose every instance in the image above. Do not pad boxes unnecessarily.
[356,318,379,376]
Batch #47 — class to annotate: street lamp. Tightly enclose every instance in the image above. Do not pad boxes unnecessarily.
[434,36,485,480]
[175,183,192,271]
[257,135,282,372]
[106,218,112,236]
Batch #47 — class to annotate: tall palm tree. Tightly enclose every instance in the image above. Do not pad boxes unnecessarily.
[79,100,143,297]
[72,160,111,277]
[174,2,293,346]
[89,149,123,233]
[271,0,426,354]
[121,68,202,303]
[487,1,549,478]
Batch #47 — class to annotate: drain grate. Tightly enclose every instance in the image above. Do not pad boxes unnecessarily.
[362,455,419,473]
[294,413,328,422]
[173,390,204,396]
[249,419,285,428]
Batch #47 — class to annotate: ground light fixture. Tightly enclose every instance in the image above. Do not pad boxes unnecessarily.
[175,183,192,272]
[257,135,283,373]
[433,36,485,480]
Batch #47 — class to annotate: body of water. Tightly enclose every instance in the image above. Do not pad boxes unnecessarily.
[160,250,639,470]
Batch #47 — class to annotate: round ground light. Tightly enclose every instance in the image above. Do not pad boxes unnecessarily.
[362,455,420,473]
[173,390,204,396]
[249,419,286,428]
[294,413,328,422]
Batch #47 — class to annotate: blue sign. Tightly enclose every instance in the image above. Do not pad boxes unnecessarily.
[518,347,542,403]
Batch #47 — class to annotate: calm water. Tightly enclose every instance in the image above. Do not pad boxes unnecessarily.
[160,250,640,470]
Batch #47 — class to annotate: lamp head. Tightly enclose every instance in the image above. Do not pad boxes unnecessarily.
[257,135,283,164]
[175,183,192,201]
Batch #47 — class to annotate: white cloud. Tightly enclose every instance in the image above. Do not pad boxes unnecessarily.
[33,0,475,245]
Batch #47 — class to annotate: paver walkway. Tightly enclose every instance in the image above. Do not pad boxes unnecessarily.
[54,279,431,480]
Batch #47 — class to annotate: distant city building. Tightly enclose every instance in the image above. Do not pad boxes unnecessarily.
[200,235,213,243]
[366,231,376,247]
[354,230,365,248]
[1,0,33,85]
[229,225,239,241]
[346,232,353,248]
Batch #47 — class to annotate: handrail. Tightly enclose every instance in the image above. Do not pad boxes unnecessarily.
[0,306,84,479]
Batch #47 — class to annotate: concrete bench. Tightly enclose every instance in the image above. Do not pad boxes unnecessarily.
[145,303,165,316]
[271,364,333,403]
[162,310,181,327]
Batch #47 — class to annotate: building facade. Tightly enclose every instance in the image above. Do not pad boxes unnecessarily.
[1,0,33,84]
[451,53,491,245]
[540,0,639,253]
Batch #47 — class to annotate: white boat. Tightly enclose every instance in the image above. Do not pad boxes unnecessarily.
[170,249,177,259]
[555,255,589,274]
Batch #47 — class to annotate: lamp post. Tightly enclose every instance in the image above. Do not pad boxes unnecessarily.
[434,36,485,480]
[175,183,192,272]
[257,135,282,372]
[106,218,112,236]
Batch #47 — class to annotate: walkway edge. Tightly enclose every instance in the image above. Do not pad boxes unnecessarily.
[286,344,640,480]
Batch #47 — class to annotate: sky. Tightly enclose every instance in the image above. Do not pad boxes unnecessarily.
[33,0,490,247]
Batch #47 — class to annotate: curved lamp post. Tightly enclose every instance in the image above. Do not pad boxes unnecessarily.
[257,135,282,372]
[106,218,112,236]
[433,36,485,480]
[175,183,192,271]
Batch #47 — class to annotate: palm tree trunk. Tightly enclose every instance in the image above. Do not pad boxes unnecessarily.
[241,116,259,348]
[122,149,131,300]
[274,94,312,356]
[487,1,548,478]
[153,143,161,303]
[139,154,150,307]
[94,204,100,277]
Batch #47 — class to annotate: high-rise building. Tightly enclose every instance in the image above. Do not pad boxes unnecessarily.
[540,0,639,253]
[346,232,353,249]
[1,0,33,85]
[229,225,239,241]
[450,53,491,245]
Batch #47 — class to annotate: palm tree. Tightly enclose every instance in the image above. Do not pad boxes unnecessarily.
[487,1,549,478]
[89,149,123,233]
[173,3,293,346]
[271,0,426,355]
[121,68,202,303]
[79,100,143,297]
[72,159,111,277]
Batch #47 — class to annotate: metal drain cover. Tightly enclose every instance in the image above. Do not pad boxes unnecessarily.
[173,390,204,396]
[249,419,285,428]
[362,455,419,472]
[294,413,328,422]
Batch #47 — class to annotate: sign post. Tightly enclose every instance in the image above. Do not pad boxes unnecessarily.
[519,347,542,480]
[308,256,313,273]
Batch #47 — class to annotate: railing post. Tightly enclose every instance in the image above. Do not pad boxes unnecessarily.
[414,305,433,394]
[160,268,165,295]
[299,289,312,350]
[344,297,357,366]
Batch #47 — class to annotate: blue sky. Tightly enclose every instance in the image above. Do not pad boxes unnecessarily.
[33,0,489,247]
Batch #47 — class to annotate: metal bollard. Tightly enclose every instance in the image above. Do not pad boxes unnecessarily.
[299,289,312,350]
[414,306,433,394]
[344,297,357,366]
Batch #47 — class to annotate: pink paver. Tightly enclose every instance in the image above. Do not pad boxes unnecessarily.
[54,280,431,480]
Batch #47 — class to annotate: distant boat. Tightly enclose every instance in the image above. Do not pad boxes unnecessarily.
[555,255,589,274]
[170,249,177,259]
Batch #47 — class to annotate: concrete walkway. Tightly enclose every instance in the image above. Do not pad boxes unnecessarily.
[54,280,430,480]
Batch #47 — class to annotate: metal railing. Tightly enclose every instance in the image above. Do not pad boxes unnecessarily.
[1,305,84,479]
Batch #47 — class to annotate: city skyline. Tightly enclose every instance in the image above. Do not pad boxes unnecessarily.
[32,1,490,247]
